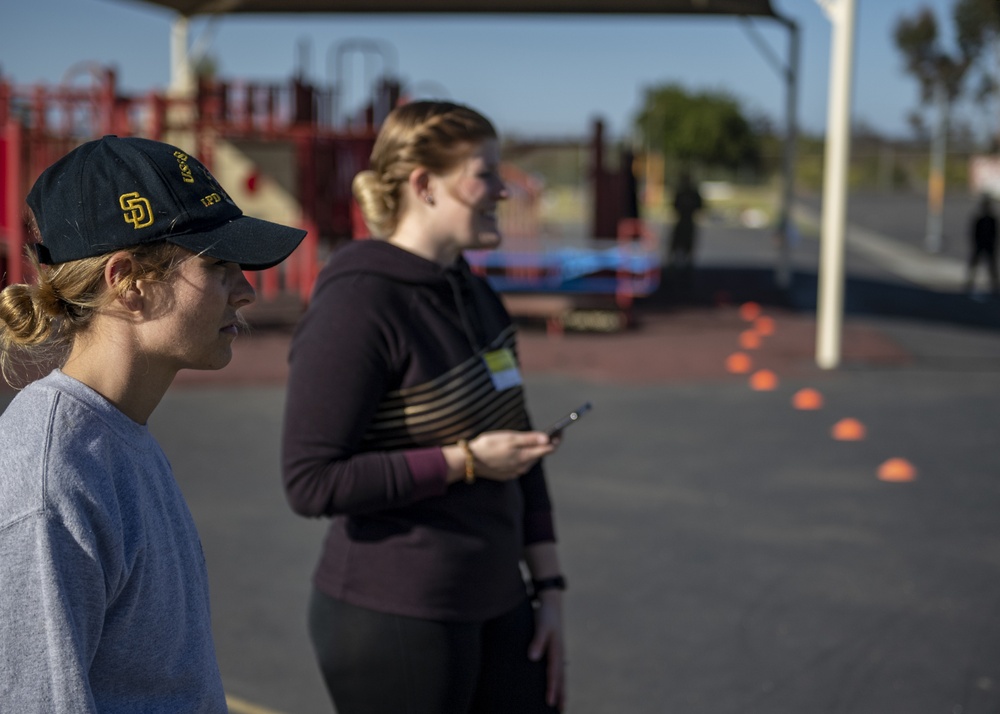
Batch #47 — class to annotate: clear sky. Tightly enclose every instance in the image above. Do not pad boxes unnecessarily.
[1,0,992,141]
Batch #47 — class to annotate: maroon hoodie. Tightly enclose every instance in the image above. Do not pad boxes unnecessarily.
[282,239,555,622]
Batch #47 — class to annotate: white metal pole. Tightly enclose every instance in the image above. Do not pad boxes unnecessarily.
[924,85,948,253]
[170,16,193,97]
[815,0,857,370]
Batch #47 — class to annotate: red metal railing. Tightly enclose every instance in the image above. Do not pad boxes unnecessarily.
[0,66,388,303]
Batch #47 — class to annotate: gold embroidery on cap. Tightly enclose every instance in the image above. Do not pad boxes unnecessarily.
[201,192,222,207]
[120,192,154,229]
[173,150,195,184]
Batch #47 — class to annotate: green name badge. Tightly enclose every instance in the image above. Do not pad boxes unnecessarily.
[483,348,522,391]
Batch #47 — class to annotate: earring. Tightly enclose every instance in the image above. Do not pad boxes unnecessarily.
[425,194,435,206]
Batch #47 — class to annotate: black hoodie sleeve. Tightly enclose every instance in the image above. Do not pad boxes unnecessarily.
[281,272,447,517]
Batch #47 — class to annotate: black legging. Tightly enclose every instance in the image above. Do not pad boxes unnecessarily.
[308,589,557,714]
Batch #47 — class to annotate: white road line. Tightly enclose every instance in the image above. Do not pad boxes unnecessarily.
[794,205,966,291]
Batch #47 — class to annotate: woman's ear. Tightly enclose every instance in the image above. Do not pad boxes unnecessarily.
[104,251,143,312]
[407,167,433,206]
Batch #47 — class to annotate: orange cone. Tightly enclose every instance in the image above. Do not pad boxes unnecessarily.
[877,458,917,483]
[754,315,776,336]
[739,302,762,322]
[792,388,824,410]
[749,369,778,391]
[726,352,753,374]
[832,418,866,441]
[739,330,762,350]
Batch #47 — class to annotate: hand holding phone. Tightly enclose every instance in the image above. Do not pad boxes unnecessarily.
[545,402,593,439]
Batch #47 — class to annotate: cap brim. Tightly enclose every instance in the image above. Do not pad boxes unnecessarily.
[171,215,307,271]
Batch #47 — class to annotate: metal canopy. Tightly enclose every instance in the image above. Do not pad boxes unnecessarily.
[123,0,778,18]
[118,0,827,362]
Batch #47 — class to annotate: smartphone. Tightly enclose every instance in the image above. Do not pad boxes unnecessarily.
[545,402,593,438]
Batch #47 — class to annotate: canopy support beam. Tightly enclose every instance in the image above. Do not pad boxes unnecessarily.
[815,0,857,370]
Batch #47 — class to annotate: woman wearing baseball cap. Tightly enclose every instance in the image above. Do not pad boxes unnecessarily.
[0,136,305,711]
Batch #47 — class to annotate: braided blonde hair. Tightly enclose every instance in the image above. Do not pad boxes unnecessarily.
[353,101,498,238]
[0,227,186,387]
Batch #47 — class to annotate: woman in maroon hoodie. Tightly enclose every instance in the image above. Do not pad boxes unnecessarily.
[282,101,568,713]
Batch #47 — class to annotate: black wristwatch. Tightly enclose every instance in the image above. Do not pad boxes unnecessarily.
[530,575,567,600]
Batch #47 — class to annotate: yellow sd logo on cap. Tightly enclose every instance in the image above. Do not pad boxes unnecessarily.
[120,192,154,229]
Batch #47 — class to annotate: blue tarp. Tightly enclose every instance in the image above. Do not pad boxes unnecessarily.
[466,246,660,295]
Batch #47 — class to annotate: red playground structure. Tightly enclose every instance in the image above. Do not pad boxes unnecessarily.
[0,64,387,302]
[1,65,659,330]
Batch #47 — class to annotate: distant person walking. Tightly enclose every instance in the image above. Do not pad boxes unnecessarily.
[666,171,703,270]
[966,194,998,295]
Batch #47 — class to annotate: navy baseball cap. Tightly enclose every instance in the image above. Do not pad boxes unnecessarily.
[26,135,306,270]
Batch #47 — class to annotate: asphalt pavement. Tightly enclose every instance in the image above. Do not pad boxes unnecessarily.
[4,190,1000,714]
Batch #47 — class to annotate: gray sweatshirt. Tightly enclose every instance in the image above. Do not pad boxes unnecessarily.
[0,370,226,713]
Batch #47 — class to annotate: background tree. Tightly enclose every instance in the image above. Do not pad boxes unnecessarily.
[634,83,761,178]
[954,0,1000,145]
[894,0,1000,252]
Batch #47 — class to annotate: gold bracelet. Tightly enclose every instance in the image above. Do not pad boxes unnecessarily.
[458,439,475,484]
